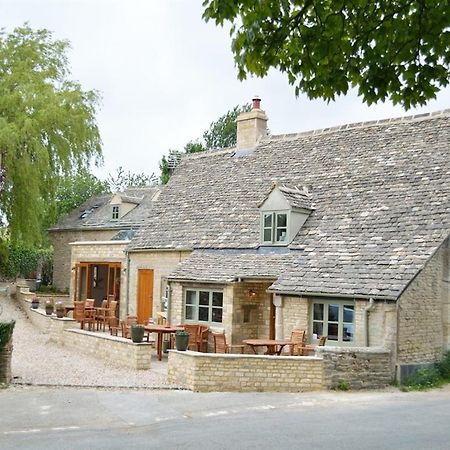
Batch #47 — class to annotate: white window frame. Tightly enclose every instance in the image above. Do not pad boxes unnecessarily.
[184,289,223,325]
[111,205,120,220]
[261,210,289,245]
[310,300,355,345]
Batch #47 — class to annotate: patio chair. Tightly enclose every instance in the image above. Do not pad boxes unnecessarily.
[302,335,328,356]
[197,325,209,352]
[106,300,119,332]
[96,299,109,331]
[85,298,95,308]
[289,329,306,356]
[183,324,199,350]
[212,331,245,354]
[121,315,138,339]
[73,301,95,331]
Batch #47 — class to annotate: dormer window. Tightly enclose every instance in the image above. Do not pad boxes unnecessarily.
[112,205,120,220]
[262,212,288,244]
[259,184,314,246]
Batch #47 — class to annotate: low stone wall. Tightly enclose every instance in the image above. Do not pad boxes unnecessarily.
[0,342,13,384]
[319,347,393,389]
[35,293,71,307]
[168,351,324,392]
[63,329,152,370]
[27,308,77,342]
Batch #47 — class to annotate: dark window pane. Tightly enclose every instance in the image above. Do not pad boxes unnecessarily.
[199,291,209,306]
[212,292,223,307]
[276,228,287,242]
[212,308,222,323]
[185,305,195,320]
[186,290,196,305]
[198,306,209,322]
[343,305,354,323]
[313,322,323,336]
[263,228,272,242]
[313,304,324,320]
[264,214,272,228]
[276,213,287,227]
[343,323,354,341]
[328,304,339,322]
[328,323,338,340]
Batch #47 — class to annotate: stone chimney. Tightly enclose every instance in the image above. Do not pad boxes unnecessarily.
[236,96,268,150]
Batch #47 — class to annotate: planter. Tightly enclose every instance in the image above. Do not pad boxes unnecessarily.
[31,299,40,310]
[45,305,54,316]
[55,309,65,319]
[162,339,170,353]
[131,324,145,343]
[175,330,189,351]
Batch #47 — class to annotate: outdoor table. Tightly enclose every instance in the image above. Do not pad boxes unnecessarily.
[242,339,295,355]
[144,324,184,361]
[63,305,75,317]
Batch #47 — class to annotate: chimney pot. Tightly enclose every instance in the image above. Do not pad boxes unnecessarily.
[252,96,261,110]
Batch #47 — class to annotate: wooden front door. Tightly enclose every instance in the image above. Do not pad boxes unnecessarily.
[137,269,154,324]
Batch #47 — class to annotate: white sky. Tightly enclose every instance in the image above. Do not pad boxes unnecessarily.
[3,0,450,180]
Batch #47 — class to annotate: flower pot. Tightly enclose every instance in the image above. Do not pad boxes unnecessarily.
[162,339,170,353]
[175,331,189,351]
[56,309,64,319]
[131,325,145,343]
[45,305,54,316]
[31,300,39,310]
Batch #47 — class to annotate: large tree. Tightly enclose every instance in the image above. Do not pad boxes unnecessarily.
[0,25,102,246]
[159,103,250,183]
[203,1,450,109]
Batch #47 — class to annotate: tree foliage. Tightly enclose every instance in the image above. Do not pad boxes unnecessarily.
[203,0,450,109]
[106,166,158,192]
[159,103,250,183]
[0,25,102,246]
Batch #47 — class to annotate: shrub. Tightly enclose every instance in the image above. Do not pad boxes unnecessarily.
[402,367,443,391]
[0,321,15,349]
[436,352,450,380]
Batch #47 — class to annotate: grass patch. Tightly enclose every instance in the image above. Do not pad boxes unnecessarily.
[401,352,450,391]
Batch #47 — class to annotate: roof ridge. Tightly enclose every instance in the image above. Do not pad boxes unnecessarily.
[265,108,450,142]
[179,147,236,161]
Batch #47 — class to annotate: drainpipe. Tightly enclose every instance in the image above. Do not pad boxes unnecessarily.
[166,280,172,324]
[125,251,131,316]
[364,297,375,347]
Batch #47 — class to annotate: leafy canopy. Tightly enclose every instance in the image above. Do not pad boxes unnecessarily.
[159,103,250,183]
[203,0,450,109]
[0,25,102,246]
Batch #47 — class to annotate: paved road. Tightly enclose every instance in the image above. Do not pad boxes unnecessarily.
[1,386,450,449]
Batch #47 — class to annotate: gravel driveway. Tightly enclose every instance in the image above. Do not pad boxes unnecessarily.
[0,286,176,389]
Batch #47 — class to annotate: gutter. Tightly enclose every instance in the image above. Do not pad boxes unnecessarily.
[125,251,131,316]
[267,288,398,302]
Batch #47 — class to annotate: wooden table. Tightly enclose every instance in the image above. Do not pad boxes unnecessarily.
[243,339,295,355]
[145,324,184,361]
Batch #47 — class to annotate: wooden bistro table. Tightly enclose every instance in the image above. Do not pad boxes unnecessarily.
[144,324,184,361]
[243,339,295,356]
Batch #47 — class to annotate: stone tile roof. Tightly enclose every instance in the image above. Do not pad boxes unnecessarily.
[131,111,450,300]
[49,186,160,231]
[278,185,313,210]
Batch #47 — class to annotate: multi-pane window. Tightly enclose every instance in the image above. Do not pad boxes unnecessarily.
[112,205,120,220]
[262,211,288,244]
[312,301,354,344]
[185,289,223,324]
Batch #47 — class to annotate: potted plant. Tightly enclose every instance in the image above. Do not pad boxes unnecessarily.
[175,330,190,351]
[55,301,65,319]
[45,299,54,316]
[31,297,40,309]
[131,324,145,343]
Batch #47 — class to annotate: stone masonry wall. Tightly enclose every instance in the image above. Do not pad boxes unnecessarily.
[63,329,152,370]
[282,296,309,338]
[318,347,393,389]
[128,251,191,320]
[398,241,448,365]
[49,229,116,291]
[168,351,324,392]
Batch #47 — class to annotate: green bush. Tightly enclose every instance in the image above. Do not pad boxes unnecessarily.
[0,321,15,349]
[436,352,450,380]
[401,355,450,391]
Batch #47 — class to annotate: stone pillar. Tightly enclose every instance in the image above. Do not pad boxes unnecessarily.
[273,295,283,339]
[0,341,13,384]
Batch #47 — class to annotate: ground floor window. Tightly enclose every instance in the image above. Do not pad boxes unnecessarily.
[311,300,354,344]
[184,289,223,324]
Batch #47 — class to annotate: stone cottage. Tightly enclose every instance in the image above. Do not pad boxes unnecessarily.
[128,100,449,381]
[48,186,160,317]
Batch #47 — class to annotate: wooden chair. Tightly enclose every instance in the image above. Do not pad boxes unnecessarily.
[289,329,306,356]
[73,301,95,331]
[121,315,138,339]
[85,298,94,308]
[96,299,109,331]
[302,335,328,356]
[212,331,245,354]
[183,324,199,350]
[197,325,209,352]
[106,300,119,330]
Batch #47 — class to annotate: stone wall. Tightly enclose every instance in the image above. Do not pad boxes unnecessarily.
[281,295,309,337]
[63,329,152,370]
[128,250,191,320]
[168,350,324,392]
[49,229,116,291]
[318,347,393,389]
[397,240,449,369]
